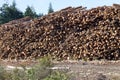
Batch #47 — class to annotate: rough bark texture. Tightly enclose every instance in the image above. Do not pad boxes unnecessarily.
[0,5,120,60]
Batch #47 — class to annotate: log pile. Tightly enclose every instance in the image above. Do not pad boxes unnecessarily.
[0,5,120,60]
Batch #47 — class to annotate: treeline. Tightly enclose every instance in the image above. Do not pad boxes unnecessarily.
[0,1,54,24]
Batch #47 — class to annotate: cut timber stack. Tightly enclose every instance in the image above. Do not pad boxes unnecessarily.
[0,5,120,60]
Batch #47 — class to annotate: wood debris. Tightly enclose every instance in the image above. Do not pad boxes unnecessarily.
[0,5,120,60]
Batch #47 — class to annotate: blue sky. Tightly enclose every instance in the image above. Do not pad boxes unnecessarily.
[0,0,120,14]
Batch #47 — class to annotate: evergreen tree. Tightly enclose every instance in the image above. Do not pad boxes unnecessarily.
[38,13,43,17]
[48,2,54,14]
[24,6,38,18]
[0,0,23,24]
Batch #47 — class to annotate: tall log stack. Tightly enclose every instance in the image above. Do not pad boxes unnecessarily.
[0,5,120,60]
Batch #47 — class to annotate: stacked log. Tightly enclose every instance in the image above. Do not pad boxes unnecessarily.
[0,5,119,60]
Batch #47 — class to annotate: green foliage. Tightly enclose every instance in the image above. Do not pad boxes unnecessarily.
[0,56,69,80]
[0,1,23,24]
[38,13,44,17]
[0,0,44,24]
[0,65,12,80]
[24,6,38,18]
[0,66,6,80]
[10,68,26,80]
[26,56,53,80]
[48,2,54,14]
[43,71,69,80]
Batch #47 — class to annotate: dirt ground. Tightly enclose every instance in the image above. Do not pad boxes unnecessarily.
[0,60,120,80]
[54,60,120,80]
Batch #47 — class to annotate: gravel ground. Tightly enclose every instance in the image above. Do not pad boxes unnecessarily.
[0,60,120,80]
[53,60,120,80]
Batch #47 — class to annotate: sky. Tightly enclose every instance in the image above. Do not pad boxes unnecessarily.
[0,0,120,14]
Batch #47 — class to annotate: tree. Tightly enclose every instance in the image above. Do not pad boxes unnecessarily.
[24,6,38,18]
[48,2,54,14]
[38,13,43,17]
[0,0,23,24]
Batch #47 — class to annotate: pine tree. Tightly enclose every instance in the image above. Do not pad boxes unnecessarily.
[48,2,54,14]
[38,13,43,17]
[0,0,23,24]
[24,6,38,18]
